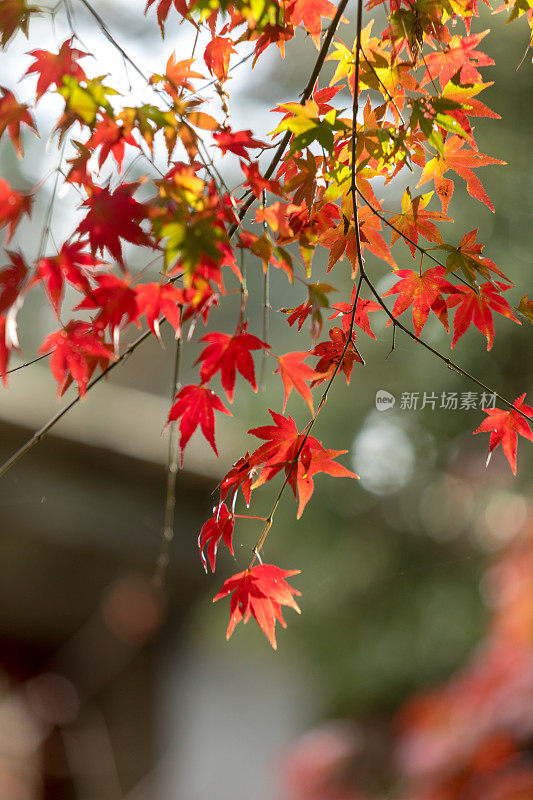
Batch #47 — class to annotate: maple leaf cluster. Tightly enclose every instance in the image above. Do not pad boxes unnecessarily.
[0,0,531,648]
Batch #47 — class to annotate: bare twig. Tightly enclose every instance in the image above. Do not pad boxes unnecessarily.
[77,0,149,83]
[6,352,51,375]
[260,189,270,386]
[154,331,182,589]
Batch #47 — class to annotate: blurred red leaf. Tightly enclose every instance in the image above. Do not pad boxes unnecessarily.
[26,37,88,100]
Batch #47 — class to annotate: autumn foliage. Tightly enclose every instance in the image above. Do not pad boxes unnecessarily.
[280,518,533,800]
[0,0,532,649]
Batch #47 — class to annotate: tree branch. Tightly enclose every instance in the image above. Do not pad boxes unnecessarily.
[154,330,182,589]
[357,267,531,421]
[250,0,364,563]
[0,323,159,480]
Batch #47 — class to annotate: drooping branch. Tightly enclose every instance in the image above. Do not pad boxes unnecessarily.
[250,0,365,563]
[154,330,182,589]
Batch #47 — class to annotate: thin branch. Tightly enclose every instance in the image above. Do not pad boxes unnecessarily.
[238,247,248,326]
[250,0,365,564]
[360,44,406,125]
[357,267,530,420]
[354,185,474,289]
[6,352,51,375]
[38,137,68,261]
[196,51,254,94]
[260,189,270,386]
[77,0,149,83]
[0,323,160,480]
[154,330,182,589]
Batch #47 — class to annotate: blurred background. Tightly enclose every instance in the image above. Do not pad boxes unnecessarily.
[0,1,532,798]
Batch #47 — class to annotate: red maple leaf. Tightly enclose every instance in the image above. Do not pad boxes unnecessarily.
[76,183,153,267]
[64,141,93,189]
[0,251,27,313]
[274,351,319,412]
[145,0,189,30]
[384,267,457,337]
[135,281,182,340]
[40,320,114,397]
[0,178,32,241]
[219,452,256,507]
[253,24,295,65]
[282,282,335,339]
[198,502,234,572]
[203,36,237,82]
[0,0,33,47]
[311,327,363,386]
[75,274,139,343]
[86,115,139,171]
[249,410,358,518]
[213,564,301,649]
[285,301,314,332]
[417,136,505,213]
[329,294,382,339]
[447,282,519,350]
[36,241,100,314]
[239,161,282,199]
[256,201,303,240]
[0,87,36,157]
[196,325,270,402]
[422,31,494,89]
[213,127,268,160]
[25,37,88,100]
[319,204,394,274]
[180,276,219,326]
[474,394,533,474]
[167,384,231,463]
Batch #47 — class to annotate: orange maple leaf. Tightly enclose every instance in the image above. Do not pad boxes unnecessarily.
[417,135,505,213]
[384,267,457,337]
